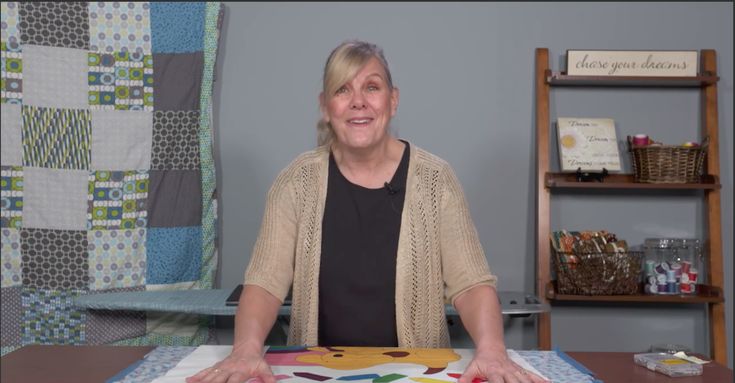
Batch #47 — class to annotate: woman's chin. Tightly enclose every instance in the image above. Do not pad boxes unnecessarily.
[344,139,384,152]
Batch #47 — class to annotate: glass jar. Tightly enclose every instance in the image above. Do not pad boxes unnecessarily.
[643,238,703,295]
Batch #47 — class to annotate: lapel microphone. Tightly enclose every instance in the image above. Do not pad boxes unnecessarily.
[384,182,399,195]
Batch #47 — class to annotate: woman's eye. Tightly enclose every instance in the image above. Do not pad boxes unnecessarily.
[335,86,348,94]
[367,85,379,91]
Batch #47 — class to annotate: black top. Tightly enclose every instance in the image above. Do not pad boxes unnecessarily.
[318,141,410,347]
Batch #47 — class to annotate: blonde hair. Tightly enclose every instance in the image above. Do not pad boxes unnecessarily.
[317,40,394,147]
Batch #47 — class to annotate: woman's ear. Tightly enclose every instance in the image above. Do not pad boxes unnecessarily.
[390,87,399,117]
[319,92,329,123]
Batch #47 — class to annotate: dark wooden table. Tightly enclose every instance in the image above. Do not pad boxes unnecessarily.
[1,345,155,383]
[2,346,732,383]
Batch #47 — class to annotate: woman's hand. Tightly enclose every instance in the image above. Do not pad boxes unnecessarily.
[458,348,548,383]
[186,351,276,383]
[189,285,282,382]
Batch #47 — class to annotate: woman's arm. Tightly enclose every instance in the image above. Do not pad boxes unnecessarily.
[455,285,548,383]
[231,284,282,358]
[186,284,281,383]
[454,284,506,355]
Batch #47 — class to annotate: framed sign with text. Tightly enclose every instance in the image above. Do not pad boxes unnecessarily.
[557,118,621,172]
[567,50,698,77]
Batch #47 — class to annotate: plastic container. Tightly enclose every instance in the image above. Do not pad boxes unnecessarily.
[633,352,703,377]
[650,343,690,354]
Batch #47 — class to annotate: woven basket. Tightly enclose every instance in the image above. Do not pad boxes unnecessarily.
[553,249,643,295]
[628,136,708,183]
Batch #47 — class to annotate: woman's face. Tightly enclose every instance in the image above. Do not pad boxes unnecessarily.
[321,57,399,151]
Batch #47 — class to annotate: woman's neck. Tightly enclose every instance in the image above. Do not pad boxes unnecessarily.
[332,138,404,189]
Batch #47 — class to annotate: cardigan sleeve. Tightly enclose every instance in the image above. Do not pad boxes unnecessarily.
[243,166,298,303]
[439,163,498,306]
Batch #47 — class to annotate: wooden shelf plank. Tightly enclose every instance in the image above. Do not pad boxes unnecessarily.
[545,282,724,303]
[545,173,721,190]
[546,70,719,87]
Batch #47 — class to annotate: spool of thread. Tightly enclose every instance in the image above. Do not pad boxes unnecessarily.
[657,284,667,293]
[646,284,658,294]
[680,282,692,294]
[645,260,655,275]
[681,261,692,274]
[666,269,677,282]
[690,283,697,294]
[656,274,667,285]
[647,275,657,285]
[680,272,690,284]
[667,281,678,293]
[633,134,650,146]
[688,270,698,283]
[655,263,669,274]
[670,262,682,278]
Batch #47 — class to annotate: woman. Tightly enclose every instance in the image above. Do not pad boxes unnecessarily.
[188,40,546,383]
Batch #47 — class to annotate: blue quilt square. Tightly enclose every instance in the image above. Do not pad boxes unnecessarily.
[150,2,205,53]
[146,226,201,284]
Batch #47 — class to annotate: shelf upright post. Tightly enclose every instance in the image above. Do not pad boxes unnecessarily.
[701,49,726,365]
[535,48,552,350]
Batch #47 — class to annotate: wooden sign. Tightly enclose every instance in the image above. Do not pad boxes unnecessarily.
[557,118,621,172]
[567,50,698,77]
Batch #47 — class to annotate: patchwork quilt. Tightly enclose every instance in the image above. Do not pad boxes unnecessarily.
[1,2,223,354]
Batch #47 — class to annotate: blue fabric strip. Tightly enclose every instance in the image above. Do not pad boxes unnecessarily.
[553,347,603,383]
[105,358,146,383]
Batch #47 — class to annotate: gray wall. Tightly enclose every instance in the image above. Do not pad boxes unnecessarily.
[212,2,733,366]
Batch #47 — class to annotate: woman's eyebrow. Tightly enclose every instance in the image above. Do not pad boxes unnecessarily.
[365,73,385,80]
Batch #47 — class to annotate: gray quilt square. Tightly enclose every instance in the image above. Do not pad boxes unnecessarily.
[147,170,202,227]
[0,286,22,347]
[22,45,88,109]
[18,2,89,50]
[151,110,200,170]
[84,286,146,344]
[152,52,203,111]
[1,104,23,166]
[20,228,88,290]
[22,168,88,230]
[91,110,153,171]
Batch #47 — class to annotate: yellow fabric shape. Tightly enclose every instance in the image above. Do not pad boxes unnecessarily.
[296,346,461,373]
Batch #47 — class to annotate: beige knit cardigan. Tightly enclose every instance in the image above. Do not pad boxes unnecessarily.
[244,143,497,348]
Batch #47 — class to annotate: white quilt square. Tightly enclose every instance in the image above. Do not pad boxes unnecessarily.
[21,45,88,109]
[1,104,22,166]
[22,167,88,230]
[91,110,153,170]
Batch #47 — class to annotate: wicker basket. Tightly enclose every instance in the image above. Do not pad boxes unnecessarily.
[628,136,708,183]
[553,249,643,295]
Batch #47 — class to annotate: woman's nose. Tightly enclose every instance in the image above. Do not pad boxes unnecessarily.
[350,92,366,109]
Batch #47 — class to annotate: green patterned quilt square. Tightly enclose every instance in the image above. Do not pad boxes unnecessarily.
[88,51,153,111]
[21,106,91,170]
[1,166,22,228]
[1,42,22,104]
[21,288,85,345]
[88,170,149,230]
